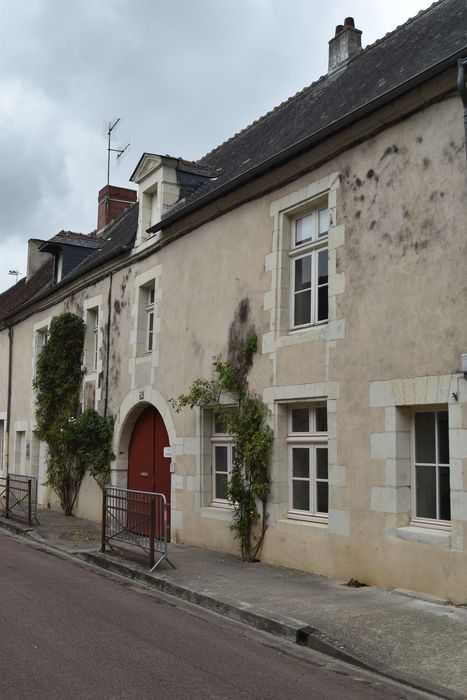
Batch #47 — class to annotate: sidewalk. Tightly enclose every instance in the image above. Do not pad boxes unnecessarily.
[1,508,467,699]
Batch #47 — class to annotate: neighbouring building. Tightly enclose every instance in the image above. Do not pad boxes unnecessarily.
[1,0,467,602]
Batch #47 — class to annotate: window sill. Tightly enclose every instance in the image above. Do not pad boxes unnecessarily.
[201,505,233,521]
[396,525,451,549]
[276,324,327,349]
[135,354,152,365]
[277,517,328,534]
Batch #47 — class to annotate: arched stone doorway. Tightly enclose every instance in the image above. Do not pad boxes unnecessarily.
[127,405,171,536]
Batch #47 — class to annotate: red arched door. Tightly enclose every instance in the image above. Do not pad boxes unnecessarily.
[128,405,171,537]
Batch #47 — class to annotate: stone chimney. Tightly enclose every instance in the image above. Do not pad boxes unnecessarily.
[26,239,52,280]
[97,184,137,231]
[328,17,362,73]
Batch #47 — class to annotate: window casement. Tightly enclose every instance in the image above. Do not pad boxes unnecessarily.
[146,285,155,353]
[290,207,328,329]
[211,413,235,506]
[412,408,450,526]
[287,404,328,519]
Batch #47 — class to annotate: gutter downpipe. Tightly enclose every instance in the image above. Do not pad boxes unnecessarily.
[104,272,113,417]
[457,57,467,163]
[5,325,13,474]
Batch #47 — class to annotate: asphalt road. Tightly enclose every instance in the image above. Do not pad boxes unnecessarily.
[0,533,431,699]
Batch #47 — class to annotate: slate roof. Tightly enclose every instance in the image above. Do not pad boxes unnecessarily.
[0,203,138,321]
[154,0,467,229]
[0,258,54,316]
[40,231,101,250]
[68,202,138,279]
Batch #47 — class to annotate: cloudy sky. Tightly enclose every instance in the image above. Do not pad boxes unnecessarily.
[0,0,434,293]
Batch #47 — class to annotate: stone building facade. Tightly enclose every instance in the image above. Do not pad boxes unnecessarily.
[1,0,467,602]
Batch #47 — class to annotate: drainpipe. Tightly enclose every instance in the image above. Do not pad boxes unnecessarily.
[5,325,13,474]
[104,272,113,417]
[458,57,467,163]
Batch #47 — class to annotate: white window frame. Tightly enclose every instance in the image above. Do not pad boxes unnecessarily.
[146,285,155,353]
[287,403,328,520]
[211,413,235,507]
[411,407,450,530]
[289,207,328,330]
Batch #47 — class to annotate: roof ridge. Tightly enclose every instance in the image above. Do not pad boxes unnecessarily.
[197,0,447,165]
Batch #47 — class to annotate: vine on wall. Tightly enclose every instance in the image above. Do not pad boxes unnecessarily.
[171,335,273,561]
[34,312,114,515]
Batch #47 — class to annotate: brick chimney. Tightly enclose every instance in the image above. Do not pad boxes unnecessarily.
[97,185,137,231]
[328,17,362,73]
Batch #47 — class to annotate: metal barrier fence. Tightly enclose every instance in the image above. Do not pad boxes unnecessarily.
[100,486,175,571]
[0,474,39,526]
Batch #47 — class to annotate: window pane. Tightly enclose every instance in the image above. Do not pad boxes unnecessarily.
[215,473,228,500]
[318,250,328,285]
[294,256,311,291]
[439,466,451,520]
[214,413,225,434]
[415,412,436,464]
[416,465,436,518]
[295,214,313,245]
[316,407,327,432]
[291,408,309,433]
[292,448,309,478]
[317,286,328,322]
[316,448,328,479]
[316,482,328,513]
[215,446,228,472]
[318,208,329,237]
[437,411,449,464]
[293,481,310,511]
[294,290,311,326]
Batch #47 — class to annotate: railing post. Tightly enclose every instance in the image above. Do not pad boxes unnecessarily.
[101,487,107,552]
[5,474,10,519]
[27,479,32,526]
[149,496,155,569]
[163,502,168,555]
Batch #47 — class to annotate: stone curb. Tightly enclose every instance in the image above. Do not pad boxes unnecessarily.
[0,517,462,700]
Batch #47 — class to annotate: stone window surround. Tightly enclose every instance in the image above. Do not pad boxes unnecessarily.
[83,296,103,411]
[129,266,162,389]
[13,420,28,475]
[263,382,349,537]
[263,171,344,357]
[370,373,467,551]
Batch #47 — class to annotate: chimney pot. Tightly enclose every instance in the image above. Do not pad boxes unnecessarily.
[335,24,344,36]
[344,17,355,28]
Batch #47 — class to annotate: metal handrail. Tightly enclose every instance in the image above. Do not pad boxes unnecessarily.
[100,486,175,571]
[0,474,39,526]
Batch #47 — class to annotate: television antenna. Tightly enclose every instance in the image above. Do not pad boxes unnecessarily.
[104,118,130,222]
[8,269,22,283]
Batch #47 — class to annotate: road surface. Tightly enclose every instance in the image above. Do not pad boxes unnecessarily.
[0,532,430,699]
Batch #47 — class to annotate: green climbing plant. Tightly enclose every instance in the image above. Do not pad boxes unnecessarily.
[34,312,114,515]
[171,335,273,561]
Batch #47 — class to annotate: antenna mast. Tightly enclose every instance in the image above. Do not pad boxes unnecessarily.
[105,118,130,224]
